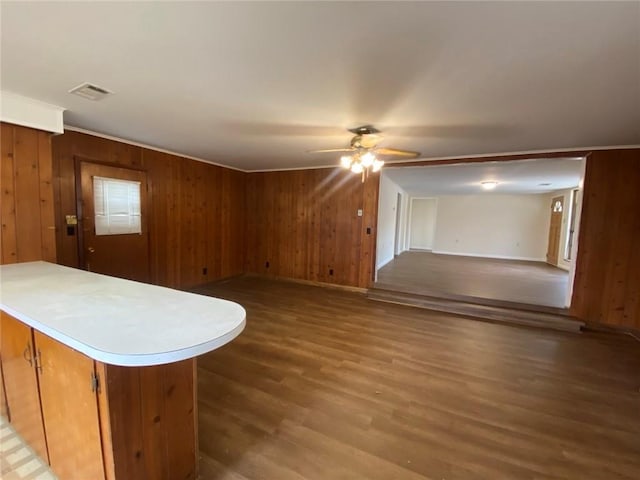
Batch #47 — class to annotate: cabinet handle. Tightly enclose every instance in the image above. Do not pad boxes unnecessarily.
[23,343,33,367]
[35,349,43,375]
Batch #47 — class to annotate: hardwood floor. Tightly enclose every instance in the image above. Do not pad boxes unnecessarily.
[376,251,570,308]
[194,276,640,480]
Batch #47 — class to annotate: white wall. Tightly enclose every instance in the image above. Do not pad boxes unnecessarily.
[431,194,550,261]
[409,198,438,249]
[376,175,409,270]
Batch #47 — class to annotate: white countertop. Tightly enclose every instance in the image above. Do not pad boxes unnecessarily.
[0,262,245,367]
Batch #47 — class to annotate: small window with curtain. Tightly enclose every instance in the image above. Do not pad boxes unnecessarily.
[93,176,142,235]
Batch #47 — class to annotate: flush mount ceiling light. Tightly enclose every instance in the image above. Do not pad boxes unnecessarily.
[481,181,498,190]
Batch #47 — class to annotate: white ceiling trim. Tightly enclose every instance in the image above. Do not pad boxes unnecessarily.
[1,91,65,134]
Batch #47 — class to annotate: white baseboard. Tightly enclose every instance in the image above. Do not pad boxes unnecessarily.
[376,256,394,270]
[431,249,546,263]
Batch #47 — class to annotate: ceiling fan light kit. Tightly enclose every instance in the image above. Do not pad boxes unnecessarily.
[340,152,384,180]
[310,125,420,182]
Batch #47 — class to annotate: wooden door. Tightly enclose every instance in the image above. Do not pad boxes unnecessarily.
[34,331,105,480]
[80,161,150,282]
[0,312,49,462]
[546,196,564,266]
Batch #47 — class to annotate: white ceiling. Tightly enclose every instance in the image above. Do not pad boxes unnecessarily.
[384,157,584,195]
[1,2,638,172]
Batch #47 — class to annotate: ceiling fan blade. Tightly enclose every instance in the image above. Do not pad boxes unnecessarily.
[308,148,356,154]
[373,147,420,158]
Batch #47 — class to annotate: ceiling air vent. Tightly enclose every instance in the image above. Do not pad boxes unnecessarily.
[68,82,113,101]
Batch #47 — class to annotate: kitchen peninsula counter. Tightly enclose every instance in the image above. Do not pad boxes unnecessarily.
[0,261,246,480]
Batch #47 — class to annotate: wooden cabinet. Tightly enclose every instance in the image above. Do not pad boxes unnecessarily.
[0,311,198,480]
[35,331,105,479]
[0,361,7,418]
[1,312,104,478]
[0,312,49,462]
[97,361,198,480]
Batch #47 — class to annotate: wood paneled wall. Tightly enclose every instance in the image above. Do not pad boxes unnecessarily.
[245,168,379,289]
[38,127,640,329]
[0,122,56,265]
[571,148,640,330]
[52,131,245,289]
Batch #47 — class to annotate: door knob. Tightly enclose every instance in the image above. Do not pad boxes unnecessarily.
[87,246,96,253]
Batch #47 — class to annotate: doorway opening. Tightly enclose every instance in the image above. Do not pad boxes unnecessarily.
[564,188,580,261]
[374,156,586,310]
[408,198,437,251]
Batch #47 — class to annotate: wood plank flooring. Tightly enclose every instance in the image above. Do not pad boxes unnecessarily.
[376,251,570,308]
[194,276,640,480]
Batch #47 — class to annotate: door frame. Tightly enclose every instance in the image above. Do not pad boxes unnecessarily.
[74,156,150,274]
[565,158,587,308]
[393,192,403,256]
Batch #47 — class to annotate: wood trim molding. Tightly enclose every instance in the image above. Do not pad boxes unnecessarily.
[1,92,65,134]
[386,150,592,169]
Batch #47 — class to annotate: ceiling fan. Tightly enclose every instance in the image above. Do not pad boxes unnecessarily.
[309,125,420,181]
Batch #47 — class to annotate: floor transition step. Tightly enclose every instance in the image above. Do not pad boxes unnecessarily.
[367,288,584,333]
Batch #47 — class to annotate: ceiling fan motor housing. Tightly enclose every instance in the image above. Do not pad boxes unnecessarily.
[348,125,383,149]
[348,125,381,135]
[350,133,381,149]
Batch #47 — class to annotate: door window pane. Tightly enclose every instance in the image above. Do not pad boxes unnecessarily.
[93,176,141,235]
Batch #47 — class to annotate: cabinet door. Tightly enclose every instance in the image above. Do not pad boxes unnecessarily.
[34,331,105,480]
[0,311,49,462]
[0,361,7,418]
